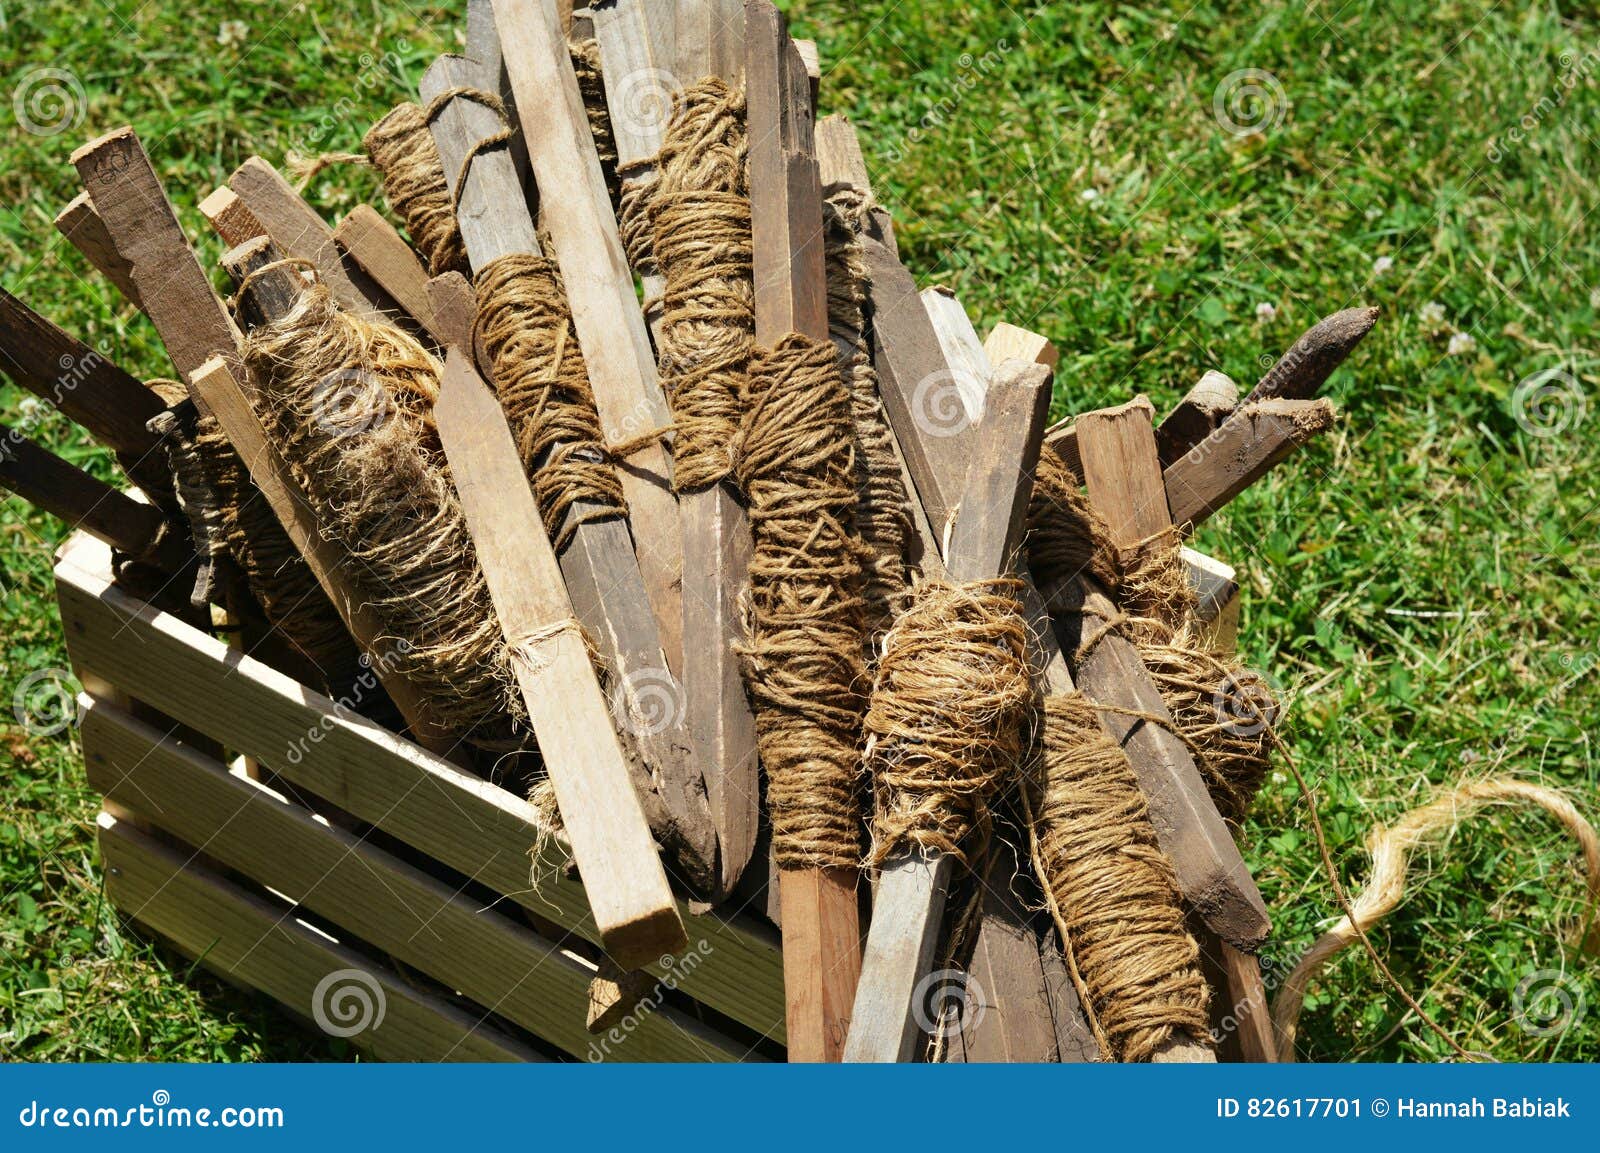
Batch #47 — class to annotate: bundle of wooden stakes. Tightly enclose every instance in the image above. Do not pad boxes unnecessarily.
[1,0,1379,1062]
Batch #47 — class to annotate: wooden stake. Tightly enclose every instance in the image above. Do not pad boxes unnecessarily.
[332,205,445,343]
[435,347,688,970]
[844,362,1051,1063]
[491,0,687,666]
[1156,369,1237,467]
[983,322,1058,373]
[1246,306,1378,404]
[421,55,718,893]
[198,186,266,248]
[54,192,142,309]
[225,157,399,324]
[1164,398,1337,531]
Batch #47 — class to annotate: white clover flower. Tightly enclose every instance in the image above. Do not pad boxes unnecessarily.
[1255,301,1277,322]
[1420,300,1447,327]
[217,21,249,47]
[1078,187,1099,202]
[1447,331,1476,356]
[17,396,43,420]
[1372,255,1394,276]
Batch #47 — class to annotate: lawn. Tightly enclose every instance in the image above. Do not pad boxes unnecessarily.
[2,0,1596,1061]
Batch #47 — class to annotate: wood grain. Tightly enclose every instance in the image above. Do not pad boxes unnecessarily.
[333,205,445,342]
[54,192,142,309]
[1164,398,1337,531]
[1156,369,1237,467]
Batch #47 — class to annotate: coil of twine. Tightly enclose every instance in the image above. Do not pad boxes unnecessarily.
[238,278,521,745]
[363,102,473,279]
[823,188,912,636]
[864,578,1033,866]
[1030,692,1214,1061]
[649,77,753,492]
[736,333,869,869]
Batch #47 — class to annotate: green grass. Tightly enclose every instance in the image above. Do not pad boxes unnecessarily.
[2,0,1597,1061]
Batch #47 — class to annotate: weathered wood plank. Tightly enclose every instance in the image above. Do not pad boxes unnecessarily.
[1156,369,1237,467]
[1246,306,1378,404]
[983,321,1058,372]
[1164,398,1338,531]
[97,811,540,1062]
[54,192,143,308]
[333,205,445,342]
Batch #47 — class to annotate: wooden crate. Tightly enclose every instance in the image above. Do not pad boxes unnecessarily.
[54,532,784,1062]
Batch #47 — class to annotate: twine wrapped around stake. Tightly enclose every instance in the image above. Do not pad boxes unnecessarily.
[864,578,1033,866]
[1031,693,1213,1061]
[238,278,522,745]
[1027,449,1277,821]
[474,253,629,549]
[569,37,622,214]
[363,103,472,278]
[650,78,753,492]
[823,189,912,636]
[736,333,869,869]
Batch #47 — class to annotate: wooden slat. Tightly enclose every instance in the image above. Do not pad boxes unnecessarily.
[0,286,165,459]
[1156,369,1237,467]
[492,0,686,661]
[198,185,266,247]
[677,0,745,81]
[1164,398,1338,531]
[921,286,989,424]
[97,812,540,1062]
[54,192,143,308]
[435,349,687,969]
[1246,306,1379,404]
[54,532,785,1040]
[226,156,398,323]
[983,322,1058,372]
[86,699,740,1060]
[70,127,244,390]
[333,205,444,342]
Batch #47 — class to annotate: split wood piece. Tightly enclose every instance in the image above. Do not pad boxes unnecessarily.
[677,0,744,79]
[844,363,1052,1064]
[421,59,718,894]
[1076,398,1269,1062]
[1042,415,1083,483]
[984,322,1058,373]
[793,38,820,104]
[586,957,656,1032]
[435,347,687,970]
[1156,369,1237,467]
[198,186,265,248]
[54,192,142,309]
[744,0,859,1063]
[492,0,687,667]
[70,128,246,393]
[333,205,445,343]
[914,297,1096,1063]
[0,426,188,574]
[465,0,535,212]
[814,114,895,251]
[921,286,990,423]
[1246,306,1379,404]
[1163,398,1338,532]
[187,356,455,757]
[0,287,166,464]
[590,0,678,341]
[1184,547,1241,650]
[225,157,399,325]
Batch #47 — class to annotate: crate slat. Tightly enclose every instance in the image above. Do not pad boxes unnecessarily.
[97,812,540,1062]
[55,533,786,1042]
[85,698,754,1062]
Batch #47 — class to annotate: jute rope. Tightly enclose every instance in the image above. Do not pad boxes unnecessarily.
[570,38,622,215]
[238,278,521,743]
[1273,776,1600,1061]
[823,188,912,636]
[474,254,629,549]
[1030,692,1214,1061]
[864,578,1033,865]
[649,78,753,491]
[363,102,473,279]
[736,333,869,868]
